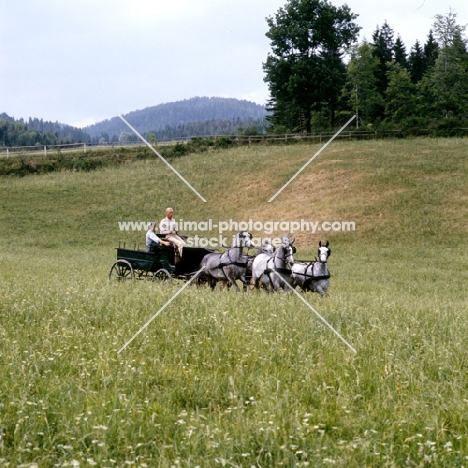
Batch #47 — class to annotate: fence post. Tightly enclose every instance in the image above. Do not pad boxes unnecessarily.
[44,146,47,156]
[6,148,9,158]
[84,143,87,153]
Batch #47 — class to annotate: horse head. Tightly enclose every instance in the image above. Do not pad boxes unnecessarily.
[233,230,254,249]
[278,236,295,266]
[318,241,331,263]
[261,239,275,254]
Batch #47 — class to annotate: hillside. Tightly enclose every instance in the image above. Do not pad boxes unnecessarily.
[1,137,466,247]
[83,96,268,141]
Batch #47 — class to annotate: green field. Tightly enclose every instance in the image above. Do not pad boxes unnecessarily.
[0,137,467,467]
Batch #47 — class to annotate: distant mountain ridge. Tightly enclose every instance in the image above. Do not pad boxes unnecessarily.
[1,97,268,147]
[84,96,268,140]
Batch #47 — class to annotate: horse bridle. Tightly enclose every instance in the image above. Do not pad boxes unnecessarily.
[317,246,331,263]
[266,244,293,277]
[217,234,251,278]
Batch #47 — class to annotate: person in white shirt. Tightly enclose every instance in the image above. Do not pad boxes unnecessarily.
[146,222,171,252]
[159,207,186,260]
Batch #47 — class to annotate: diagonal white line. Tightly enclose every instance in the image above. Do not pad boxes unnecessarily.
[268,114,356,202]
[271,270,356,354]
[118,115,207,203]
[117,267,206,354]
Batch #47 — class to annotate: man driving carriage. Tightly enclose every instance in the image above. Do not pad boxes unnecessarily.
[159,207,186,262]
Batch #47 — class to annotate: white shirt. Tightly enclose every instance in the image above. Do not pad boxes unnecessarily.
[159,217,178,234]
[146,230,161,248]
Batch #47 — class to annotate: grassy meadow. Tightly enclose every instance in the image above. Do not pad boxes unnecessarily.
[0,137,467,467]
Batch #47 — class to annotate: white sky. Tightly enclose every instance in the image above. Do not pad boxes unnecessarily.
[1,0,466,127]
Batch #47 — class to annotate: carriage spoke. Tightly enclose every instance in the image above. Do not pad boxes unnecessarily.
[109,260,134,281]
[152,268,172,282]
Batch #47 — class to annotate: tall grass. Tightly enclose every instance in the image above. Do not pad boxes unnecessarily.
[0,137,467,466]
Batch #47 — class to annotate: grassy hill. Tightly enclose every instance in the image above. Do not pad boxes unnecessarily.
[0,138,467,466]
[1,137,466,247]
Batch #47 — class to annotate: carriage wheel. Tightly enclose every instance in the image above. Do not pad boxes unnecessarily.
[152,268,172,282]
[109,260,134,281]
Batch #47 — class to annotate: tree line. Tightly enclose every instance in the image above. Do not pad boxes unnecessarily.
[118,117,268,144]
[264,1,468,133]
[0,113,268,148]
[0,114,91,147]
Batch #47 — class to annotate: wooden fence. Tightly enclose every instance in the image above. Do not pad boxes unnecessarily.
[2,128,466,158]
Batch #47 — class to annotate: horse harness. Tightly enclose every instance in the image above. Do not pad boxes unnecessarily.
[264,248,293,284]
[215,247,249,280]
[294,260,331,289]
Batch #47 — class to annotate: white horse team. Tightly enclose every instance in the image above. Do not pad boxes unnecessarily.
[201,231,331,295]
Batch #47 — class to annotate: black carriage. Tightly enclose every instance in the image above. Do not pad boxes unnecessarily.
[108,240,214,282]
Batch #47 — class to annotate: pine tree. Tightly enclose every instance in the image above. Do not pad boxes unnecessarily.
[423,30,439,70]
[408,40,425,83]
[371,21,395,95]
[393,35,408,70]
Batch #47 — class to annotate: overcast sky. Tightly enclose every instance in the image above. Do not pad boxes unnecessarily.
[1,0,466,128]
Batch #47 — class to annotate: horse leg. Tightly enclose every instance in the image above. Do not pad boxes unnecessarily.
[310,284,326,296]
[223,268,240,292]
[239,272,251,292]
[209,275,217,290]
[251,274,263,291]
[270,274,282,293]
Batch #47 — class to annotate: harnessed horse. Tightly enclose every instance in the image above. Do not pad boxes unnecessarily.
[251,236,295,292]
[199,230,253,291]
[291,241,331,296]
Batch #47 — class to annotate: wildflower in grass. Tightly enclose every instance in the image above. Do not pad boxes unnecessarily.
[92,425,108,430]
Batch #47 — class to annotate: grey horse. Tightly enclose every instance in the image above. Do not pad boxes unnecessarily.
[251,236,295,292]
[246,239,275,289]
[200,230,254,291]
[291,241,331,296]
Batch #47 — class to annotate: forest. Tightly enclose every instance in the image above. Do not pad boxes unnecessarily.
[264,3,468,133]
[0,113,91,147]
